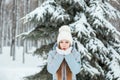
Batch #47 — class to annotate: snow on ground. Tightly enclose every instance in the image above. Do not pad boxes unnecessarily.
[0,47,44,80]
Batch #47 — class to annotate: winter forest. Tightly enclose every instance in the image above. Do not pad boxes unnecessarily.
[0,0,120,80]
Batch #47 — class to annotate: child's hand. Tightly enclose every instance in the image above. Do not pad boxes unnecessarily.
[56,47,72,56]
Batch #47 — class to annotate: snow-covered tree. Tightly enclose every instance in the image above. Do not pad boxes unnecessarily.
[21,0,120,80]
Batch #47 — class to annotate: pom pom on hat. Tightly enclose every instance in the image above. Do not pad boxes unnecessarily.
[59,25,71,33]
[57,25,73,45]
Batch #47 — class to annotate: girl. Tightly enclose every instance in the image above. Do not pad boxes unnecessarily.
[47,25,81,80]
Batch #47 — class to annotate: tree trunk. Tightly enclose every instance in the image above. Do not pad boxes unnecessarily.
[38,0,44,6]
[10,0,17,60]
[0,0,4,53]
[0,0,2,53]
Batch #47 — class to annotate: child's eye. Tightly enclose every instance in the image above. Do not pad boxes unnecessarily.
[60,41,63,43]
[65,41,69,43]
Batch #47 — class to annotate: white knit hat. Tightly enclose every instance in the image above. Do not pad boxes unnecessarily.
[57,25,73,45]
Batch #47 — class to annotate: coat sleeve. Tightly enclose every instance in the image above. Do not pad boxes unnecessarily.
[65,49,81,74]
[47,50,64,74]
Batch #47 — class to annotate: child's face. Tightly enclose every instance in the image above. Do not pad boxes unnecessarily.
[59,40,70,50]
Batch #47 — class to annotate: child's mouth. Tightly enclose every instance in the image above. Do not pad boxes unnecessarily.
[63,48,66,50]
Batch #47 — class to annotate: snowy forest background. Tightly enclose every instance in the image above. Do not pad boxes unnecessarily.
[0,0,120,80]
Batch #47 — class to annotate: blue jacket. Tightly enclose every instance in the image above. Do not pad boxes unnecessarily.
[47,47,81,80]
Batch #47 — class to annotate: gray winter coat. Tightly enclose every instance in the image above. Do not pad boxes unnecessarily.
[47,47,81,80]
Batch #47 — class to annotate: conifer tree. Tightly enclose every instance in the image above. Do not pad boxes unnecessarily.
[21,0,120,80]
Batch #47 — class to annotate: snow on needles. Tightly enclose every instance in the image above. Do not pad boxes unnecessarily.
[21,0,70,25]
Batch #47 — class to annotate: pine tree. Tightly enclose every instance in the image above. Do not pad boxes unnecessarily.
[21,0,120,80]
